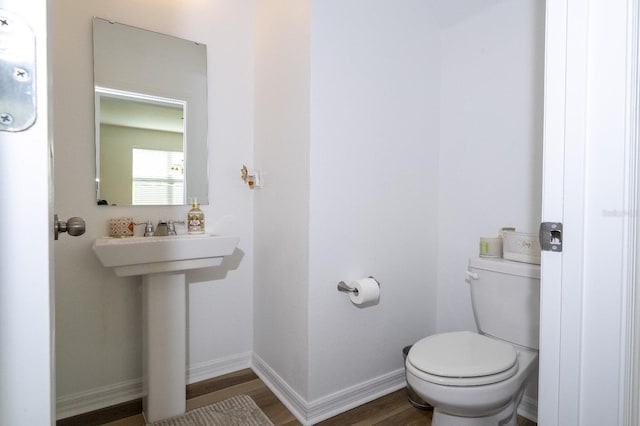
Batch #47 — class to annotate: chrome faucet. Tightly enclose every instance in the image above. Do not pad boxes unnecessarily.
[167,220,177,236]
[134,220,155,237]
[134,220,184,237]
[155,220,169,236]
[155,219,185,236]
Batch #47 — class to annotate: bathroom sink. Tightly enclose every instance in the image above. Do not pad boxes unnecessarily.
[93,234,239,277]
[92,232,239,421]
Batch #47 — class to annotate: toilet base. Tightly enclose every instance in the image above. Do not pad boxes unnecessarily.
[433,405,515,426]
[431,390,520,426]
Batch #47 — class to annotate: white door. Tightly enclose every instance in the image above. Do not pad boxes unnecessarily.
[0,1,55,424]
[539,0,639,425]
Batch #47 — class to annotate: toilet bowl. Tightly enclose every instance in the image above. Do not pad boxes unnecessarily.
[406,332,538,425]
[405,257,540,426]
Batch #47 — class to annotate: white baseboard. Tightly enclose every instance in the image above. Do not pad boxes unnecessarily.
[55,378,143,420]
[305,368,406,425]
[187,351,252,384]
[56,352,252,420]
[57,352,537,425]
[250,354,309,423]
[251,353,406,425]
[517,394,538,423]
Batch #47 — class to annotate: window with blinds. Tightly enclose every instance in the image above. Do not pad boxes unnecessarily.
[132,148,184,205]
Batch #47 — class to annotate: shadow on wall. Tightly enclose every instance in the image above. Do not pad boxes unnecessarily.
[187,248,244,284]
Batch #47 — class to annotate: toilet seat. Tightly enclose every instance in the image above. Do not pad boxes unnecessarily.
[407,331,518,386]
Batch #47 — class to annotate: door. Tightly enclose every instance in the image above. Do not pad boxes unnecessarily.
[0,0,55,424]
[540,0,639,425]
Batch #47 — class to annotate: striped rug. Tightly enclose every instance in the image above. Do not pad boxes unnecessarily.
[146,395,273,426]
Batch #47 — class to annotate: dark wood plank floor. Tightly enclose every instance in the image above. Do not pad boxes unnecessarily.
[57,368,536,426]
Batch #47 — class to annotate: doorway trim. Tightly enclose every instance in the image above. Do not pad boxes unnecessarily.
[625,0,640,423]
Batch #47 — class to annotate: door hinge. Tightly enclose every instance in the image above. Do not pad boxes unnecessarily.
[539,222,562,252]
[0,9,37,132]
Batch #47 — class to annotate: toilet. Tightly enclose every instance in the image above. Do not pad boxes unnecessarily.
[405,257,540,426]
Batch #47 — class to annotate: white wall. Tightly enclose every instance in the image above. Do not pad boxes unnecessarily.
[253,1,441,421]
[435,0,545,334]
[52,0,255,417]
[307,0,440,404]
[253,0,312,403]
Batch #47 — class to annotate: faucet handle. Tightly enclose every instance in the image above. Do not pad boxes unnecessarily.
[167,220,185,236]
[134,220,155,237]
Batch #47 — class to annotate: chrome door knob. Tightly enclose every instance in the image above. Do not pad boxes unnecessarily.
[54,214,86,240]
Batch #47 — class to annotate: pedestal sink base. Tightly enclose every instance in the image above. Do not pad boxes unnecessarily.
[92,233,240,422]
[142,272,186,422]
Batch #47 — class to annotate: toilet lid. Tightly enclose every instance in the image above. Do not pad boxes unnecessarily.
[408,331,517,379]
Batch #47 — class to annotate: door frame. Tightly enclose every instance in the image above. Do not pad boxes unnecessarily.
[538,0,587,423]
[625,1,640,423]
[540,0,640,424]
[0,0,54,424]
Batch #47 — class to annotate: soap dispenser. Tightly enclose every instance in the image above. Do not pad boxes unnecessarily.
[187,198,205,234]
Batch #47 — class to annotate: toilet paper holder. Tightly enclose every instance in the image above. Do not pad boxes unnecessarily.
[337,276,380,295]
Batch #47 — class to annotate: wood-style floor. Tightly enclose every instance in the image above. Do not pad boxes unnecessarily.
[57,368,537,426]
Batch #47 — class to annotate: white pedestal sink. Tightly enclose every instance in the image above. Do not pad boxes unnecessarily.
[93,234,239,422]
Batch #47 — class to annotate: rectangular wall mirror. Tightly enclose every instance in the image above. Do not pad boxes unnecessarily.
[93,18,209,206]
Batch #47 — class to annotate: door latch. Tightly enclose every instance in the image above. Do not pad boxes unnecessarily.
[539,222,562,252]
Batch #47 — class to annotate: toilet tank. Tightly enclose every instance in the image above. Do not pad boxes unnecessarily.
[468,257,540,350]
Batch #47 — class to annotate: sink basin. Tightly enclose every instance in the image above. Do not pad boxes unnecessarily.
[93,234,239,276]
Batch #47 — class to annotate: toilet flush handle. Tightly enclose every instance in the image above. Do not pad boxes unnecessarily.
[465,270,479,282]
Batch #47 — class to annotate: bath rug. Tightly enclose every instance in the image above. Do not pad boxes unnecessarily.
[146,395,273,426]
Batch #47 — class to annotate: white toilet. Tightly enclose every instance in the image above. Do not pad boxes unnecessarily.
[406,257,540,426]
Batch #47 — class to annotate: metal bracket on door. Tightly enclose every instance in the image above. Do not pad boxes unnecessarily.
[539,222,563,252]
[0,9,37,132]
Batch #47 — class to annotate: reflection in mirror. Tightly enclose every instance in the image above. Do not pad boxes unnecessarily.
[93,18,208,206]
[96,89,186,205]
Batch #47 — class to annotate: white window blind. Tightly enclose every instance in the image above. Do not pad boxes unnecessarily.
[132,148,184,205]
